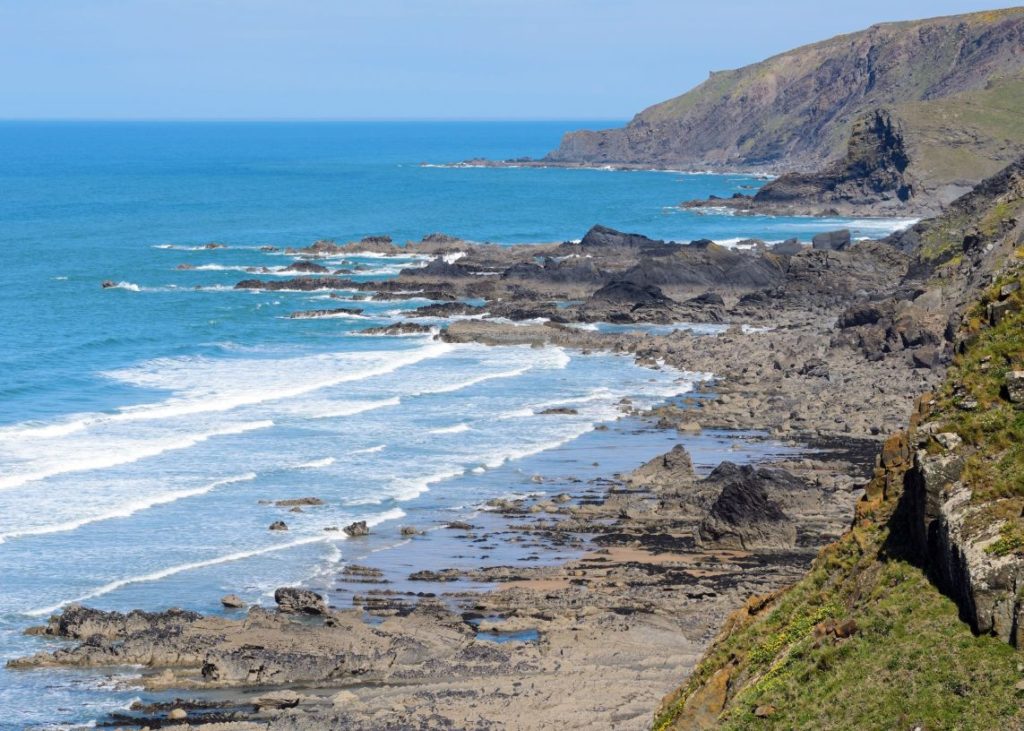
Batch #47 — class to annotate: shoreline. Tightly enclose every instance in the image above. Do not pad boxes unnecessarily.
[7,222,947,728]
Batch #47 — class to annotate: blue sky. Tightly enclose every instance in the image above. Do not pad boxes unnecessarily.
[0,0,1015,120]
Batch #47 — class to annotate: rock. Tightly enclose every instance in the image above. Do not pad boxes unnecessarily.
[254,689,302,710]
[168,708,187,721]
[361,322,434,336]
[274,497,324,507]
[400,526,421,537]
[772,238,805,255]
[100,280,116,288]
[283,260,329,273]
[220,594,245,609]
[331,690,359,707]
[445,521,474,530]
[589,280,674,306]
[799,357,830,378]
[754,705,777,718]
[911,346,940,369]
[274,587,327,615]
[988,298,1021,326]
[343,521,370,537]
[234,276,357,291]
[268,520,288,531]
[1005,371,1024,403]
[538,407,578,415]
[677,421,702,433]
[289,307,364,319]
[697,463,800,550]
[1000,281,1020,299]
[811,229,852,251]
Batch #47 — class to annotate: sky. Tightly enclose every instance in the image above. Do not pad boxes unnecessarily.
[0,0,1016,120]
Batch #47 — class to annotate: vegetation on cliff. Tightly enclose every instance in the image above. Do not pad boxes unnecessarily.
[653,159,1024,729]
[546,8,1024,212]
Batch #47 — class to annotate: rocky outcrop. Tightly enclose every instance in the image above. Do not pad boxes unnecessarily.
[541,9,1024,210]
[749,111,915,214]
[697,463,800,550]
[235,276,357,291]
[288,307,364,319]
[274,587,327,615]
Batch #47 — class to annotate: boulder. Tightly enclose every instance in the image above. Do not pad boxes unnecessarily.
[772,238,805,255]
[697,463,800,549]
[274,587,327,615]
[168,708,188,721]
[220,594,245,609]
[811,229,852,251]
[343,520,370,537]
[268,521,288,531]
[1006,371,1024,403]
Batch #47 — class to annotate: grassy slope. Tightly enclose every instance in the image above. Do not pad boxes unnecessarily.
[654,499,1023,730]
[898,73,1024,188]
[598,8,1024,186]
[654,271,1024,730]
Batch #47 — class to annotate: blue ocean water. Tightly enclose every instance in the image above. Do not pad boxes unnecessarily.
[0,122,915,728]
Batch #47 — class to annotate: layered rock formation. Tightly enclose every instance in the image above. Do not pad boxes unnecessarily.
[542,8,1024,213]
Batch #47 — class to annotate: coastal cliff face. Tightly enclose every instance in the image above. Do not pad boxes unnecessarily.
[652,159,1024,730]
[545,8,1024,211]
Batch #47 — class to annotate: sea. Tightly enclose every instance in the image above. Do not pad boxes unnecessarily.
[0,121,916,728]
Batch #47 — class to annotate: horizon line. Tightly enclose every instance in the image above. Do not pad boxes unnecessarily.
[0,116,626,124]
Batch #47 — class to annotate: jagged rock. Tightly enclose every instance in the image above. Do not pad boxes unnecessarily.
[627,444,694,490]
[273,587,326,615]
[343,521,370,537]
[697,463,800,550]
[269,521,288,531]
[361,322,433,336]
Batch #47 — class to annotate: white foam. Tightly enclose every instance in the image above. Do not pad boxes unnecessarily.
[297,457,335,469]
[351,444,386,455]
[0,473,257,543]
[2,343,450,440]
[25,507,406,617]
[107,281,140,292]
[428,423,471,435]
[0,421,273,492]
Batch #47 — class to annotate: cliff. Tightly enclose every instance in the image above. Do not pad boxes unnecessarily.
[652,159,1024,729]
[545,7,1024,212]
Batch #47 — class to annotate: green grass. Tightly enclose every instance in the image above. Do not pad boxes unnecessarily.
[653,504,1024,731]
[654,268,1024,731]
[932,275,1024,503]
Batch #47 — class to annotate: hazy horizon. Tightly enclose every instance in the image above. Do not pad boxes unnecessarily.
[1,1,1017,121]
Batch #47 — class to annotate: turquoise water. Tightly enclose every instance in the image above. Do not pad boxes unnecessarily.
[0,122,914,728]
